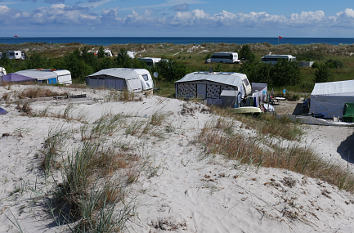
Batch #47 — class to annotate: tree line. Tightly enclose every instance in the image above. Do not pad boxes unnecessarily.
[0,45,341,87]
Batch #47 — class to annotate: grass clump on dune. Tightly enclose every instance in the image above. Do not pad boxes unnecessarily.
[198,119,354,193]
[45,114,137,232]
[210,106,303,141]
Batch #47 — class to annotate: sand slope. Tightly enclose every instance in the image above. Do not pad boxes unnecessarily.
[0,85,354,233]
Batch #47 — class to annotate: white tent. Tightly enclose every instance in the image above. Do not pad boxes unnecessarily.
[310,80,354,118]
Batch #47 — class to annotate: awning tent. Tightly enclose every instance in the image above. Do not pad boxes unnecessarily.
[175,72,248,101]
[310,80,354,118]
[1,73,36,82]
[15,69,58,84]
[86,68,143,92]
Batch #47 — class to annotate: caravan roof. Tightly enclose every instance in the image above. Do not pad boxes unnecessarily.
[88,68,146,80]
[311,80,354,96]
[175,72,247,88]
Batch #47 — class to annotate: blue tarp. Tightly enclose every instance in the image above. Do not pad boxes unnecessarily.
[1,73,36,82]
[0,107,7,115]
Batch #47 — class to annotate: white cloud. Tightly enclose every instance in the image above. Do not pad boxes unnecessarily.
[0,4,353,36]
[0,5,9,14]
[344,8,354,18]
[290,10,325,24]
[78,0,112,9]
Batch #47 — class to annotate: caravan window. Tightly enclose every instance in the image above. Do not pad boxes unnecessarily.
[142,74,149,81]
[211,54,233,60]
[242,79,250,87]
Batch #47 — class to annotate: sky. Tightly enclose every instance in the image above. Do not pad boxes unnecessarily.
[0,0,353,37]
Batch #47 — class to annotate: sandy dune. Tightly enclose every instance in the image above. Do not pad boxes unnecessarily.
[1,85,354,233]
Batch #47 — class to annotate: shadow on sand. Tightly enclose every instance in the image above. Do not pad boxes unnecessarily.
[337,133,354,163]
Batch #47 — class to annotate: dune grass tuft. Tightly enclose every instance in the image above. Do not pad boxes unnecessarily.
[198,119,354,193]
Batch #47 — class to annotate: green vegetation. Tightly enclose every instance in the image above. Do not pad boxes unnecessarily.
[1,42,353,95]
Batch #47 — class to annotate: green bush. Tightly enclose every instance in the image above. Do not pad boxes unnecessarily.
[240,60,300,87]
[325,59,343,69]
[314,63,330,83]
[156,59,186,81]
[239,45,255,62]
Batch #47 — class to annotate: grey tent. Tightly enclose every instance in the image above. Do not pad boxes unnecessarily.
[86,68,145,92]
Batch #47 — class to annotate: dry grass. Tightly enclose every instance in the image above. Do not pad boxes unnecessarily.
[198,119,354,192]
[45,114,138,232]
[104,90,142,102]
[210,106,302,141]
[15,101,32,115]
[1,92,9,101]
[40,128,68,174]
[149,112,166,126]
[17,88,67,99]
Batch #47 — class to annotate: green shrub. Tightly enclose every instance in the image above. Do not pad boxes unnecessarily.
[314,63,330,83]
[239,44,255,62]
[156,59,186,81]
[325,59,343,69]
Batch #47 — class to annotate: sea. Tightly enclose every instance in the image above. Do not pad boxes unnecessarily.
[0,37,353,46]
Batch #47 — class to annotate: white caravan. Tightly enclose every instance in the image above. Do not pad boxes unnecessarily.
[52,70,72,85]
[206,52,240,64]
[135,69,154,91]
[261,54,296,64]
[138,57,162,66]
[6,51,25,60]
[0,67,6,77]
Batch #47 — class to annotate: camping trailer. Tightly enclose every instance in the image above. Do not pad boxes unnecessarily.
[52,70,72,85]
[127,51,136,59]
[15,69,72,85]
[16,69,58,84]
[138,57,162,66]
[0,67,6,77]
[86,68,154,92]
[261,54,296,64]
[310,80,354,118]
[175,72,251,105]
[6,51,25,60]
[206,52,240,64]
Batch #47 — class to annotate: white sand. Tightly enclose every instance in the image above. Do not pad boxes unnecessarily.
[1,84,354,233]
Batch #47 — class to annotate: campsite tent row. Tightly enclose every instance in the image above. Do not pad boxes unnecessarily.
[0,69,72,85]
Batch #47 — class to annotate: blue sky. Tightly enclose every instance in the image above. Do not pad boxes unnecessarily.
[0,0,353,37]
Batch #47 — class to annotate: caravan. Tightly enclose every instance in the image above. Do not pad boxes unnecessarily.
[138,57,162,66]
[15,69,72,85]
[6,51,26,60]
[52,70,72,85]
[86,68,154,92]
[261,54,296,64]
[206,52,240,64]
[0,67,6,77]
